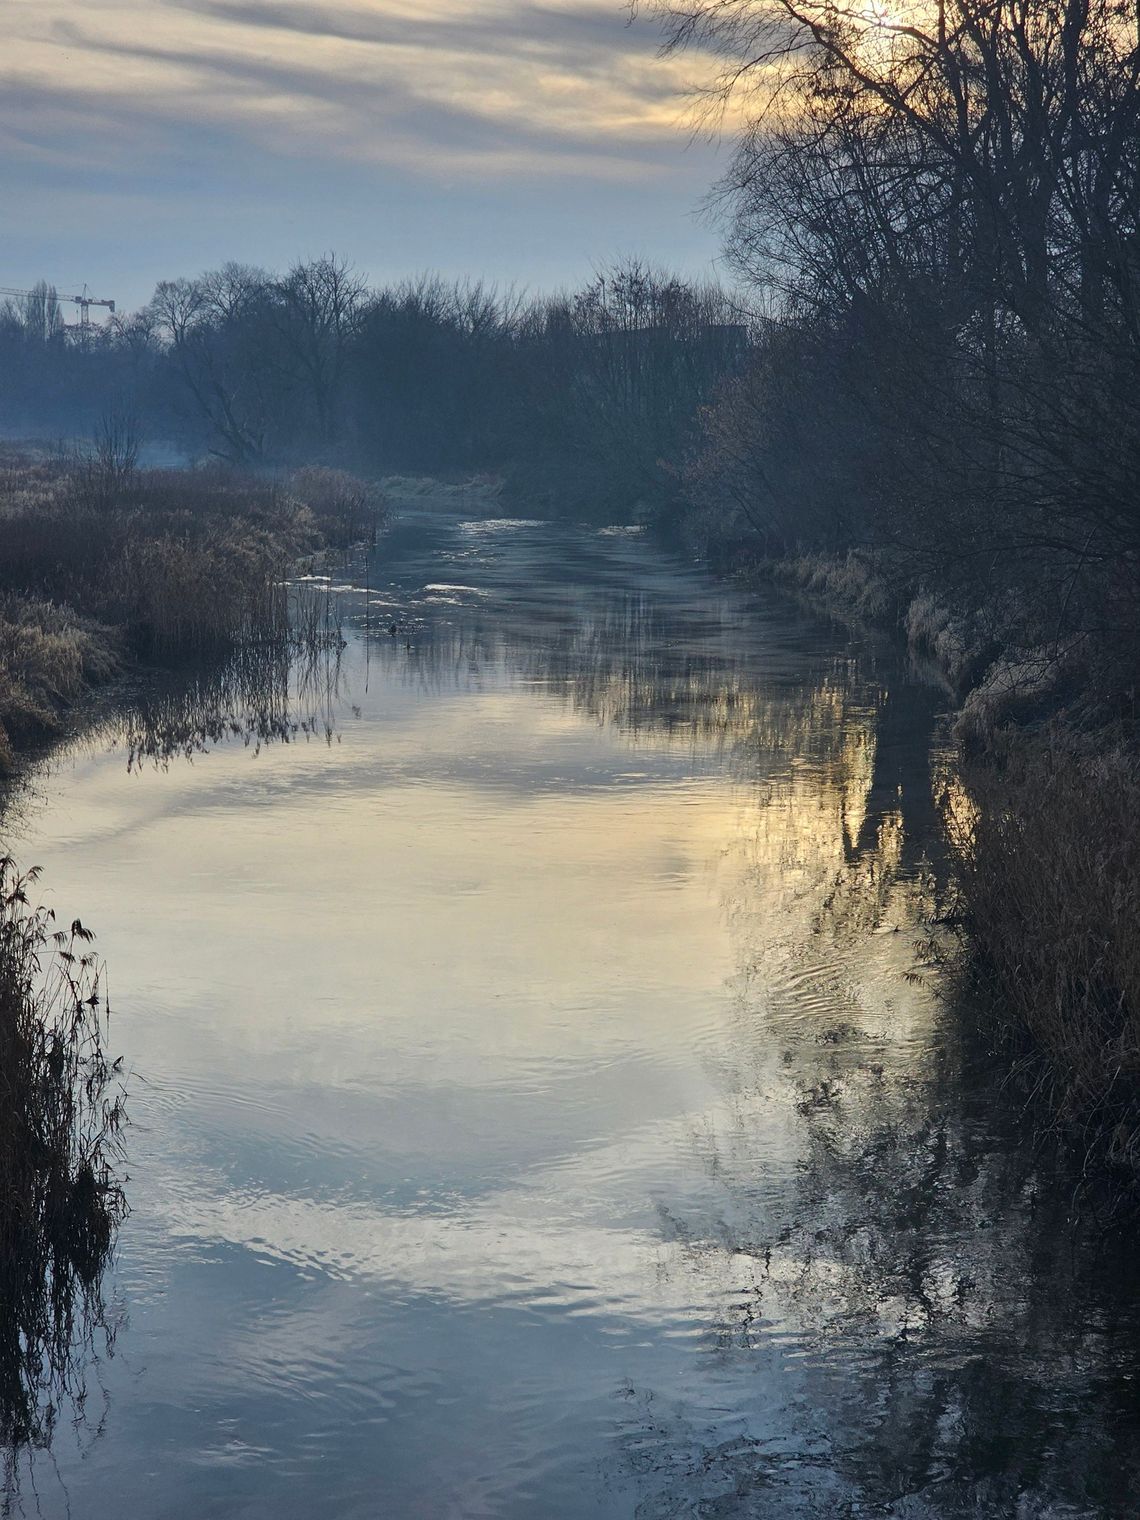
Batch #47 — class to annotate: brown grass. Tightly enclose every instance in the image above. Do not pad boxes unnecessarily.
[748,550,900,624]
[0,454,385,769]
[946,732,1140,1171]
[289,466,385,547]
[0,597,121,769]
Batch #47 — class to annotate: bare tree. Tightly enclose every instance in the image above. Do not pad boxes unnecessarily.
[269,254,367,449]
[637,0,1140,642]
[21,282,65,345]
[149,266,276,462]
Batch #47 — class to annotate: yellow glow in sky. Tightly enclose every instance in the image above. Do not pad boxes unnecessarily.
[8,0,714,179]
[2,1,731,303]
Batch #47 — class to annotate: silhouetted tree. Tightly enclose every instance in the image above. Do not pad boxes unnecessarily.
[640,0,1140,672]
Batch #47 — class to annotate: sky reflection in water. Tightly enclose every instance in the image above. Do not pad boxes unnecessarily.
[8,514,1140,1517]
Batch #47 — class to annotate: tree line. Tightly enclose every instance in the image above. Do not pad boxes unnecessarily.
[0,260,745,524]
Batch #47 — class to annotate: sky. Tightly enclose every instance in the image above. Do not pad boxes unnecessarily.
[3,0,732,314]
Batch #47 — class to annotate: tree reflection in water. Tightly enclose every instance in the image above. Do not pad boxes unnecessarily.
[186,571,1140,1514]
[364,585,1140,1512]
[581,630,1140,1517]
[399,575,1140,1514]
[72,639,348,772]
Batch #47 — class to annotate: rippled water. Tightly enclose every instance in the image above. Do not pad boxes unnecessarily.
[7,513,1140,1517]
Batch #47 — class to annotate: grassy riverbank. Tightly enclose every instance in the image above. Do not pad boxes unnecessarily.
[0,452,384,771]
[738,544,1140,1178]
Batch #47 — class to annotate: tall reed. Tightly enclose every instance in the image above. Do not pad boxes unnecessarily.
[946,735,1140,1171]
[0,859,127,1451]
[0,455,384,765]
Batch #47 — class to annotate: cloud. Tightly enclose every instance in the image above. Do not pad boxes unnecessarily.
[171,0,664,61]
[9,0,720,180]
[0,1,730,305]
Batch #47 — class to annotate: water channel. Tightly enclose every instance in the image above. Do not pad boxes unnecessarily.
[6,511,1140,1516]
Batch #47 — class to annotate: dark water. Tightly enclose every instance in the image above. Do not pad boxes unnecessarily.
[7,513,1140,1517]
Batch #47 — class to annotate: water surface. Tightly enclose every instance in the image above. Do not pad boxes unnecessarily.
[8,513,1140,1517]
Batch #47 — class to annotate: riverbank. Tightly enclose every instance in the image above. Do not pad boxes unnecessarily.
[739,545,1140,1183]
[0,453,384,772]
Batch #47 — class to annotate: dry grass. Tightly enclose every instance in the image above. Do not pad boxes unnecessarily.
[289,466,385,546]
[746,551,1013,700]
[0,454,385,769]
[947,733,1140,1172]
[905,592,979,693]
[0,859,126,1450]
[0,468,312,648]
[747,550,907,628]
[0,597,121,769]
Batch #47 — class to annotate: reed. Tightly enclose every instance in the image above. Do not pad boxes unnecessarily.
[0,596,121,769]
[742,550,904,628]
[946,733,1140,1172]
[0,454,384,767]
[0,858,126,1451]
[289,466,385,548]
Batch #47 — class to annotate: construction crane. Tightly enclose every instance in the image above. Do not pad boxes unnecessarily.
[0,283,116,334]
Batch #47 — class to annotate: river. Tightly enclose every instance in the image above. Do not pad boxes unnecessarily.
[6,511,1140,1517]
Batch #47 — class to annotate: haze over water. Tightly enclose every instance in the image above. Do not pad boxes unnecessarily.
[9,511,1140,1517]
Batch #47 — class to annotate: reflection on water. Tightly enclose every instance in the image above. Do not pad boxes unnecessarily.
[635,869,1140,1516]
[4,513,1140,1517]
[72,635,347,773]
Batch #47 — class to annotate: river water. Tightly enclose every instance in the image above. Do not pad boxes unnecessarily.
[7,512,1140,1517]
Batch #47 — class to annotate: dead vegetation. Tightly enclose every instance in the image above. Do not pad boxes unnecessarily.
[0,858,126,1452]
[749,550,900,626]
[946,736,1140,1173]
[0,451,385,769]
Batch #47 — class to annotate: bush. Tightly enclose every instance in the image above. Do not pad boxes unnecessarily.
[288,466,386,546]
